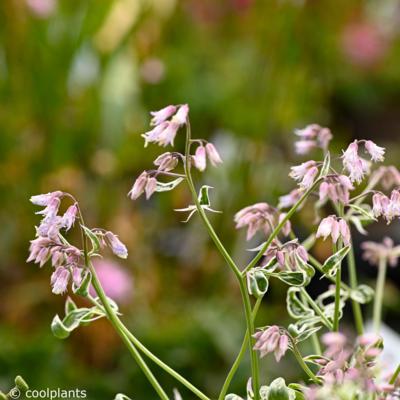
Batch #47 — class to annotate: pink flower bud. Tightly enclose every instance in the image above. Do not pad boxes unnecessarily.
[128,171,148,200]
[338,219,351,246]
[105,231,128,259]
[153,152,178,172]
[193,146,207,171]
[145,177,157,199]
[316,216,335,240]
[62,203,78,231]
[51,267,70,295]
[205,143,223,166]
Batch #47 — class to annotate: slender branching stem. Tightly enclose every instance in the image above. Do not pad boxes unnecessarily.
[373,256,387,333]
[389,364,400,385]
[332,241,342,332]
[347,242,364,335]
[291,341,322,385]
[87,261,169,400]
[88,295,210,400]
[183,120,260,400]
[218,297,263,400]
[300,288,333,330]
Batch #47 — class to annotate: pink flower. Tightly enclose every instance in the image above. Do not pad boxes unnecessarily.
[372,193,390,219]
[370,166,400,190]
[342,141,370,183]
[153,152,178,172]
[294,124,332,154]
[316,216,350,245]
[30,191,63,206]
[365,140,385,162]
[26,0,56,18]
[36,196,61,219]
[145,177,157,199]
[150,105,177,126]
[62,203,78,231]
[319,175,354,204]
[362,237,400,267]
[128,171,149,200]
[341,21,387,68]
[295,140,316,155]
[253,326,289,362]
[173,104,189,125]
[90,259,133,303]
[50,267,70,295]
[142,104,189,147]
[193,145,207,171]
[289,161,318,188]
[105,231,128,259]
[205,143,223,166]
[278,188,304,209]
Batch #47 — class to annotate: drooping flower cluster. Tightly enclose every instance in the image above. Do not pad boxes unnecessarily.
[261,239,309,271]
[142,104,189,147]
[372,189,400,222]
[253,326,290,362]
[361,237,400,267]
[192,142,223,171]
[319,174,354,204]
[306,332,393,400]
[234,203,291,241]
[28,191,128,294]
[369,165,400,190]
[342,140,384,183]
[129,105,223,202]
[128,171,158,200]
[294,124,333,155]
[316,216,351,246]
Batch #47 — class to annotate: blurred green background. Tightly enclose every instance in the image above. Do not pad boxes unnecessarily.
[1,0,400,398]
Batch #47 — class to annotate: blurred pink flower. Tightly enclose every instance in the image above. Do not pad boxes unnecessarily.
[341,21,388,68]
[26,0,56,18]
[90,259,133,303]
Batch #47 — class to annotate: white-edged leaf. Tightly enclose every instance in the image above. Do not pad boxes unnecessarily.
[318,152,331,178]
[156,178,184,192]
[81,225,101,253]
[321,246,350,278]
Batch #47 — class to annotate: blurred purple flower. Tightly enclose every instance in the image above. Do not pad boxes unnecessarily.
[26,0,56,18]
[90,260,133,303]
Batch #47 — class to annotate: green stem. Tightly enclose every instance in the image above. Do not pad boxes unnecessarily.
[243,178,323,276]
[120,325,210,400]
[307,254,350,291]
[218,298,263,400]
[299,289,321,355]
[88,262,169,400]
[373,256,387,333]
[311,333,322,356]
[333,262,341,332]
[89,295,210,400]
[291,341,321,385]
[389,364,400,385]
[183,121,260,400]
[300,288,333,330]
[347,243,364,335]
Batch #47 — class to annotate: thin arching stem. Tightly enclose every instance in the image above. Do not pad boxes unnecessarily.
[183,120,260,400]
[218,297,263,400]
